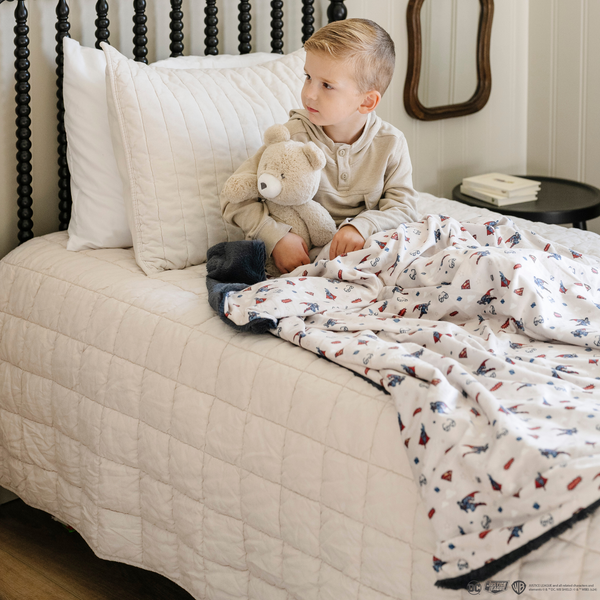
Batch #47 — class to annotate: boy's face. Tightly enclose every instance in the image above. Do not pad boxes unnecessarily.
[302,51,375,143]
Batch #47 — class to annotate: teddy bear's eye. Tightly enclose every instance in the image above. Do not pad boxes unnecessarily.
[280,173,285,179]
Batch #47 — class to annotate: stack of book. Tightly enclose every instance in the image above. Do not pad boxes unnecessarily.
[461,173,541,207]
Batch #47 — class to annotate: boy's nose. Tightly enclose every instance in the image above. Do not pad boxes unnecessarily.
[303,85,316,101]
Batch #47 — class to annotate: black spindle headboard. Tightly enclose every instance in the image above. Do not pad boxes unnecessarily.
[301,0,315,44]
[204,0,219,56]
[95,0,110,48]
[13,0,34,244]
[0,0,347,244]
[169,0,184,57]
[56,0,71,232]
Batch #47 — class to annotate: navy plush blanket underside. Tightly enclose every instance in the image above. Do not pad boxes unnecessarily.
[206,240,274,333]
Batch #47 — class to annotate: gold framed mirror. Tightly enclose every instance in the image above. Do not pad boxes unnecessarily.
[404,0,494,121]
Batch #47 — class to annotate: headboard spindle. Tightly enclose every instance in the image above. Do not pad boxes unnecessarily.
[238,1,252,54]
[169,0,184,57]
[56,0,71,232]
[204,0,219,56]
[301,0,315,43]
[270,1,283,54]
[327,0,347,23]
[95,0,110,49]
[133,0,148,63]
[14,0,34,243]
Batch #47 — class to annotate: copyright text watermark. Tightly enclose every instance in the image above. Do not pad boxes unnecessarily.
[466,580,597,595]
[528,583,598,593]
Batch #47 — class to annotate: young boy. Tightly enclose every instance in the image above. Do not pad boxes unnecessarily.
[221,18,420,274]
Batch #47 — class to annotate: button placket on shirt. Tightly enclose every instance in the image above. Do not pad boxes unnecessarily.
[336,146,350,191]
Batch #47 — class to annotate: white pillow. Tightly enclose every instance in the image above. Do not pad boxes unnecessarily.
[152,52,281,69]
[103,42,305,275]
[63,38,298,251]
[64,38,131,250]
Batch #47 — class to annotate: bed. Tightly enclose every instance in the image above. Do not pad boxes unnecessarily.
[1,2,600,599]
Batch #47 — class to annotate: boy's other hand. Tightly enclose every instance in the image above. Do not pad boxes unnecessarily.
[272,232,310,274]
[329,225,365,260]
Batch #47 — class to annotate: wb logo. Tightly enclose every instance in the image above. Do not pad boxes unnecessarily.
[512,580,527,595]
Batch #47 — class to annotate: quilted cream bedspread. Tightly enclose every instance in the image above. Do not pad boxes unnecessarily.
[1,194,600,600]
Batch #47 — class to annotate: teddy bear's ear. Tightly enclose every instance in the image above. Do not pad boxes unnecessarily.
[264,124,291,145]
[302,142,326,171]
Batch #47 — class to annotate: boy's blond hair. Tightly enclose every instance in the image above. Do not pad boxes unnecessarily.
[303,18,395,96]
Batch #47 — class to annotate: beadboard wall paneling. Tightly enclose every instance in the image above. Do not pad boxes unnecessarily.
[0,0,528,259]
[347,0,528,201]
[528,0,600,235]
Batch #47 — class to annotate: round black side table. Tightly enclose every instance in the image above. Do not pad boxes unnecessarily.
[452,176,600,230]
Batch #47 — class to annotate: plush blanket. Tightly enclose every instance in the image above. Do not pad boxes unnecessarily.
[206,239,271,333]
[220,215,600,588]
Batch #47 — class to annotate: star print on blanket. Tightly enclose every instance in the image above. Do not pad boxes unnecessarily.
[223,215,600,588]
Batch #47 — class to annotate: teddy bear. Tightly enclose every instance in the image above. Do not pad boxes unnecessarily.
[221,124,337,276]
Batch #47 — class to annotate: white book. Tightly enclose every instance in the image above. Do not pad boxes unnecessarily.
[462,173,540,198]
[460,184,538,207]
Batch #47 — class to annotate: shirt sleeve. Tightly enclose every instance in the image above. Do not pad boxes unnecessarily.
[344,134,420,240]
[220,144,291,256]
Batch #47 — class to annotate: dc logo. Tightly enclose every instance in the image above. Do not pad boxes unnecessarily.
[467,580,481,595]
[512,580,527,595]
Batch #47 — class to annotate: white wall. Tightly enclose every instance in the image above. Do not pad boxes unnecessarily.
[528,0,600,235]
[0,0,529,259]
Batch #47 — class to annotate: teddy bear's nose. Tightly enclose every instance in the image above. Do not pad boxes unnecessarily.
[257,173,282,199]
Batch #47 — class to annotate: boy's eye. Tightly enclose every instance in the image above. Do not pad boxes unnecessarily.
[323,83,333,90]
[304,73,311,80]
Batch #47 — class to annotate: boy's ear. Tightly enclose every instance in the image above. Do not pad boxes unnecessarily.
[358,90,381,114]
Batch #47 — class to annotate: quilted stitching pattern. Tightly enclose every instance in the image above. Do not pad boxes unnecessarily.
[104,44,306,276]
[0,233,429,600]
[2,194,600,599]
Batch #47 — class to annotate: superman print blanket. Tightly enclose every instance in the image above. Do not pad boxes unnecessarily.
[222,215,600,589]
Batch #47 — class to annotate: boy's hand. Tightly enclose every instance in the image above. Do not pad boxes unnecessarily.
[329,225,365,260]
[272,232,310,274]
